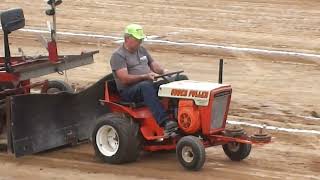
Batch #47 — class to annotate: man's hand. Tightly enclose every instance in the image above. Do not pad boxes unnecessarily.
[143,72,157,81]
[116,68,157,86]
[163,69,170,74]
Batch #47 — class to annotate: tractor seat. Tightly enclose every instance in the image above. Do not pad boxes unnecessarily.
[106,79,145,108]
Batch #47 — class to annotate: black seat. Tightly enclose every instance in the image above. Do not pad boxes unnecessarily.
[106,80,145,108]
[106,79,118,94]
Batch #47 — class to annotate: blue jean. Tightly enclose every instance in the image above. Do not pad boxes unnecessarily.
[120,80,167,125]
[119,75,189,126]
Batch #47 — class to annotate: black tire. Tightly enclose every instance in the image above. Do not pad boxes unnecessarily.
[0,82,14,91]
[224,127,246,137]
[176,136,205,171]
[92,113,141,164]
[0,82,15,100]
[222,142,251,161]
[46,80,74,93]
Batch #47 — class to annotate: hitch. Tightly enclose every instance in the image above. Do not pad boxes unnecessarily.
[45,0,63,63]
[250,124,272,143]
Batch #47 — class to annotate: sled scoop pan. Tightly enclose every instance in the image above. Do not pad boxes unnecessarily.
[6,75,113,157]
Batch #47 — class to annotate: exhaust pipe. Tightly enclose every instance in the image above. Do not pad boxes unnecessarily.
[218,59,223,84]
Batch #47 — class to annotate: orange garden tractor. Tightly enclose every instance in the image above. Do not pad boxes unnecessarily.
[92,66,272,171]
[1,1,270,169]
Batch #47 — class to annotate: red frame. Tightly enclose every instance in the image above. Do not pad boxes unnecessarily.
[103,83,165,141]
[0,56,55,96]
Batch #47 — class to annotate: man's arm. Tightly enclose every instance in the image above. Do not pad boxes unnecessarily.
[150,61,168,75]
[142,46,168,75]
[116,68,155,86]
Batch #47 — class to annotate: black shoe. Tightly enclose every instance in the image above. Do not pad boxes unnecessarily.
[163,121,178,138]
[164,121,178,131]
[159,121,178,139]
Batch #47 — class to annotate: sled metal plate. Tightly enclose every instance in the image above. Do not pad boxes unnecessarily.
[8,74,113,157]
[15,51,98,81]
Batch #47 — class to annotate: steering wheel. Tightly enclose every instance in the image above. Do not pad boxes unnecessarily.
[154,70,184,82]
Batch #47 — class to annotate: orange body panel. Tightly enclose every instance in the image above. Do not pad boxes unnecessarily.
[199,86,232,135]
[178,100,200,134]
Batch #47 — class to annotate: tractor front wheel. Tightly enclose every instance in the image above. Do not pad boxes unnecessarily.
[92,113,141,164]
[176,136,205,171]
[222,142,251,161]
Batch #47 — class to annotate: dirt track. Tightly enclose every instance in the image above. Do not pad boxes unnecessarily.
[0,0,320,179]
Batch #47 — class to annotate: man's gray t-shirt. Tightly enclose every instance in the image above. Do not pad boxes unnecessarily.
[110,45,154,91]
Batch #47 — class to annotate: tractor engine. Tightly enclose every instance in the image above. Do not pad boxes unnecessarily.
[177,100,200,134]
[159,80,232,135]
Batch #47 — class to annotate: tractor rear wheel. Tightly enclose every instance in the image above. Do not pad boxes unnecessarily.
[176,136,205,171]
[45,80,74,93]
[222,142,251,161]
[92,113,141,164]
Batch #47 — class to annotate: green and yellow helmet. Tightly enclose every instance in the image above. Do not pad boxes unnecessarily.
[124,24,146,40]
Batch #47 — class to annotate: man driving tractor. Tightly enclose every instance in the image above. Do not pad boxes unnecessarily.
[110,24,186,133]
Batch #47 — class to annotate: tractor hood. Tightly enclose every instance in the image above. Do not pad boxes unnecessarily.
[158,80,230,106]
